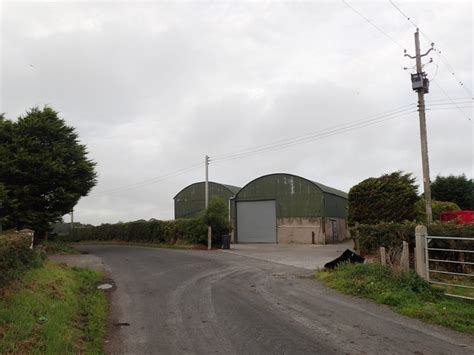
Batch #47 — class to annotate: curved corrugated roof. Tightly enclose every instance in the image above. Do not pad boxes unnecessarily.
[173,181,240,199]
[221,184,241,195]
[235,173,347,199]
[310,180,348,199]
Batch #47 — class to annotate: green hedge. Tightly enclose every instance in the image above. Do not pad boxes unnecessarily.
[0,232,44,289]
[352,222,474,254]
[60,218,211,245]
[61,197,232,246]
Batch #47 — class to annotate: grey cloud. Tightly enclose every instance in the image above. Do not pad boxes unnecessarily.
[1,1,472,224]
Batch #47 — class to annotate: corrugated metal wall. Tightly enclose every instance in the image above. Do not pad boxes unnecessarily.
[231,174,348,243]
[324,193,348,219]
[174,182,239,219]
[235,174,326,218]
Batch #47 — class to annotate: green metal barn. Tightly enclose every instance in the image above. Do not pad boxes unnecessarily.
[231,173,348,244]
[174,181,240,219]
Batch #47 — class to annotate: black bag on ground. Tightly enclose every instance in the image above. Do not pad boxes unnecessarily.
[324,249,365,270]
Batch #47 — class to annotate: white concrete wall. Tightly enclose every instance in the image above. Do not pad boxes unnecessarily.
[276,217,348,244]
[277,218,324,244]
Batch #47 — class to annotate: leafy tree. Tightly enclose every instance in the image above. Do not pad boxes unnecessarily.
[348,171,419,225]
[0,107,97,238]
[203,196,231,245]
[415,199,460,222]
[0,183,5,233]
[431,174,474,210]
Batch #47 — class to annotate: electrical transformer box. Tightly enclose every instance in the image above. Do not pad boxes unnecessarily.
[411,73,429,93]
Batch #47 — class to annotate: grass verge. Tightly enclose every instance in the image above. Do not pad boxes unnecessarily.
[42,240,80,255]
[315,263,474,334]
[430,274,474,299]
[0,260,108,354]
[71,240,202,250]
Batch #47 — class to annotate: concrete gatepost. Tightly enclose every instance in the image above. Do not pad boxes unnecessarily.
[353,222,360,252]
[380,247,386,266]
[415,225,428,280]
[19,229,35,249]
[400,241,409,272]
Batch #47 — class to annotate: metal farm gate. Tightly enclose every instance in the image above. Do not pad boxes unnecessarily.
[425,235,474,301]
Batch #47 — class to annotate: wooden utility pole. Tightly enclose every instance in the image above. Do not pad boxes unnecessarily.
[70,209,74,237]
[405,29,434,223]
[205,155,211,250]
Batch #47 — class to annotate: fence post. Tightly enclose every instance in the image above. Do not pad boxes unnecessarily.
[415,225,428,280]
[401,241,409,271]
[380,247,386,266]
[353,222,360,252]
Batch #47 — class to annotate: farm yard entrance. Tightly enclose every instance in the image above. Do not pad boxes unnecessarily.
[221,240,353,270]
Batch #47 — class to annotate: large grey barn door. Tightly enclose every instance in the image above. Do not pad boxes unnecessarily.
[237,200,277,243]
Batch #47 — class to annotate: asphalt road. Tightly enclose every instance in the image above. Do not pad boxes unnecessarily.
[76,245,474,355]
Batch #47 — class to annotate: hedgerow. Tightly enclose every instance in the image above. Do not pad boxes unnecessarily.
[351,222,474,269]
[348,172,419,225]
[352,222,474,253]
[60,218,206,244]
[61,197,232,246]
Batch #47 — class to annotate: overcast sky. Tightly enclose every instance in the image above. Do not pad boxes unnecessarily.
[1,0,472,225]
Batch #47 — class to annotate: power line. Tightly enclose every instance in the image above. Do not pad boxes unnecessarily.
[431,80,472,122]
[95,104,420,195]
[212,110,415,164]
[96,162,202,195]
[366,0,473,122]
[212,103,416,161]
[342,0,405,50]
[426,97,472,103]
[212,105,416,161]
[388,0,418,29]
[438,56,472,97]
[426,100,473,107]
[388,0,472,96]
[93,100,468,195]
[211,106,417,164]
[427,106,473,112]
[430,46,441,81]
[97,3,472,196]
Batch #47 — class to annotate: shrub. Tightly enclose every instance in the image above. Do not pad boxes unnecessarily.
[415,199,460,222]
[348,171,419,225]
[61,218,209,245]
[352,221,474,254]
[61,197,231,247]
[0,231,45,289]
[431,174,474,210]
[351,222,416,253]
[204,197,232,245]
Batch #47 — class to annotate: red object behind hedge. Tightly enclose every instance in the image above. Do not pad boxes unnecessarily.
[440,210,474,224]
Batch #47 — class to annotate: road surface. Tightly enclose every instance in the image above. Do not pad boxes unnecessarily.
[76,245,474,355]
